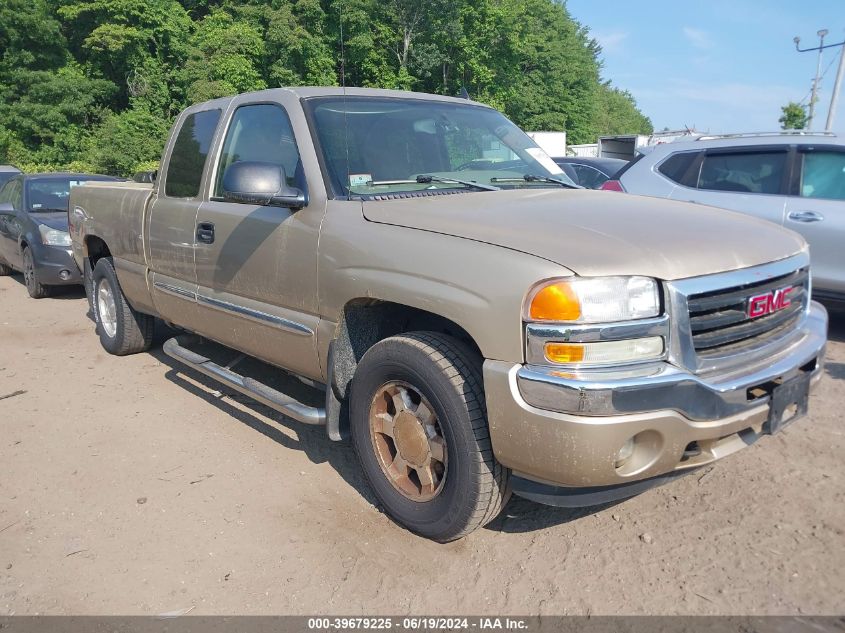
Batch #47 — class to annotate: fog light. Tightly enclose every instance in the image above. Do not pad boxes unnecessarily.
[59,269,72,281]
[614,437,635,468]
[544,337,664,366]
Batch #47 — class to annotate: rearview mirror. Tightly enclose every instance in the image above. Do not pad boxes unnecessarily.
[222,161,306,210]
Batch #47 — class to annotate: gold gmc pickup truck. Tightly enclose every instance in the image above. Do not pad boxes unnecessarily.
[68,88,828,541]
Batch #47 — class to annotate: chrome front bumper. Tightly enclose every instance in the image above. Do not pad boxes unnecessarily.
[517,302,827,421]
[484,302,828,489]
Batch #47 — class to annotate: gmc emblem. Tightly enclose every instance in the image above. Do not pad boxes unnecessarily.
[747,287,794,319]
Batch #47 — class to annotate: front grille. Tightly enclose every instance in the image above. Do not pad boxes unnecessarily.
[686,267,809,356]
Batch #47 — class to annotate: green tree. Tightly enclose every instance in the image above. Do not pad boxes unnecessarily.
[779,101,808,130]
[595,84,653,136]
[182,9,266,102]
[0,0,654,173]
[88,105,170,175]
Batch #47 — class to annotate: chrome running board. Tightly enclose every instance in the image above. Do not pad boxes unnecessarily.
[162,336,326,426]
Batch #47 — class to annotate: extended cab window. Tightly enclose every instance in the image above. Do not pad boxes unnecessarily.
[799,150,845,201]
[698,151,786,194]
[165,109,221,198]
[657,151,701,186]
[214,104,302,199]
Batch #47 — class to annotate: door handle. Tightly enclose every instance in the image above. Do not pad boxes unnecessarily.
[787,210,824,223]
[196,221,215,244]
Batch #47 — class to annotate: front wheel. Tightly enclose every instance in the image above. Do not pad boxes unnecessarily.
[22,247,51,299]
[92,257,154,355]
[350,332,510,541]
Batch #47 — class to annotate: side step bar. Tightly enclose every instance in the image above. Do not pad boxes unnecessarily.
[163,336,326,426]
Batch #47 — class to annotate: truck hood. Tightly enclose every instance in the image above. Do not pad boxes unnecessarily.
[361,189,806,280]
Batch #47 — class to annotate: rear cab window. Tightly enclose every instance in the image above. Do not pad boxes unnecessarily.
[164,109,222,198]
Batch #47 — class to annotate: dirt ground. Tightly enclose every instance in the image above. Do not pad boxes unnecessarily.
[1,273,843,616]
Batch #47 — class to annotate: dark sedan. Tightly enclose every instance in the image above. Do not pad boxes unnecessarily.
[552,156,629,189]
[0,172,119,298]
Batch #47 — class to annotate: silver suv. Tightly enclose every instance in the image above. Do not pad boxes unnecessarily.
[605,132,844,302]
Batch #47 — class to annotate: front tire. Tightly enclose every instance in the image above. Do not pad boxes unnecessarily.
[22,247,51,299]
[92,257,154,355]
[350,332,511,541]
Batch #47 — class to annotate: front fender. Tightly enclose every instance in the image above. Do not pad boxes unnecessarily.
[318,206,572,365]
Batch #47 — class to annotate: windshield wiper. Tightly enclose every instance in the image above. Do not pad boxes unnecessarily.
[366,175,499,192]
[490,174,580,189]
[28,207,68,213]
[415,175,499,191]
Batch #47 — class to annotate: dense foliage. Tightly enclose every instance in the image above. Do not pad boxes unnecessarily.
[0,0,652,176]
[779,101,808,130]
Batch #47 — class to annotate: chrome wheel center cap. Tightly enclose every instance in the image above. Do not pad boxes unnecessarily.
[393,411,430,467]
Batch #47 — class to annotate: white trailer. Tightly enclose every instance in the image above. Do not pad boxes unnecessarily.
[526,131,567,157]
[598,130,698,160]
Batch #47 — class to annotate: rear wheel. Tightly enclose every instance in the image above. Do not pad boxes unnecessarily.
[22,247,51,299]
[350,332,510,541]
[92,257,154,355]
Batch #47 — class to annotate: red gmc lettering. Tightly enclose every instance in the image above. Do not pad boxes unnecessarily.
[747,287,793,318]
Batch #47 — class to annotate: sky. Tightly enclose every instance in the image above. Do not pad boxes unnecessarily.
[566,0,845,134]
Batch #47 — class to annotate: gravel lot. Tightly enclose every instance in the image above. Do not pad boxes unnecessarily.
[1,274,843,616]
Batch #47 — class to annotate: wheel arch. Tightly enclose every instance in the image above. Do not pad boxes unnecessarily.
[83,234,112,268]
[325,298,483,441]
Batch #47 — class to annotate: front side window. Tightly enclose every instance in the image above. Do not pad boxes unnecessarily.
[307,97,575,197]
[214,104,302,199]
[799,150,845,201]
[0,172,19,190]
[698,151,786,194]
[165,109,221,198]
[0,179,21,207]
[570,164,608,189]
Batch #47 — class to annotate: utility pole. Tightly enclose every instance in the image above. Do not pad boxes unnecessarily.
[794,30,845,131]
[826,45,845,131]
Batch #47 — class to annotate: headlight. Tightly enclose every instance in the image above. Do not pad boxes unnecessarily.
[39,225,72,247]
[526,276,660,323]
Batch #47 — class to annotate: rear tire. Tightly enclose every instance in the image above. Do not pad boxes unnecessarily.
[92,257,154,355]
[350,332,511,542]
[22,247,51,299]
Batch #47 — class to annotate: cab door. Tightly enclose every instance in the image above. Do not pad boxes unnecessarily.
[146,107,222,328]
[784,146,845,296]
[191,101,323,380]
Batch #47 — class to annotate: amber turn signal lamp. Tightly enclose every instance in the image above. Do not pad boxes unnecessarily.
[544,343,586,364]
[529,282,581,321]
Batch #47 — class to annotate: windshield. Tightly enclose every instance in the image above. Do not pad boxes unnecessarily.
[25,177,109,213]
[307,97,577,197]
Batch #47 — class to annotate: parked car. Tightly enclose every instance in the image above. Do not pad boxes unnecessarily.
[0,165,21,190]
[69,88,826,541]
[0,172,119,298]
[553,156,628,189]
[602,132,845,303]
